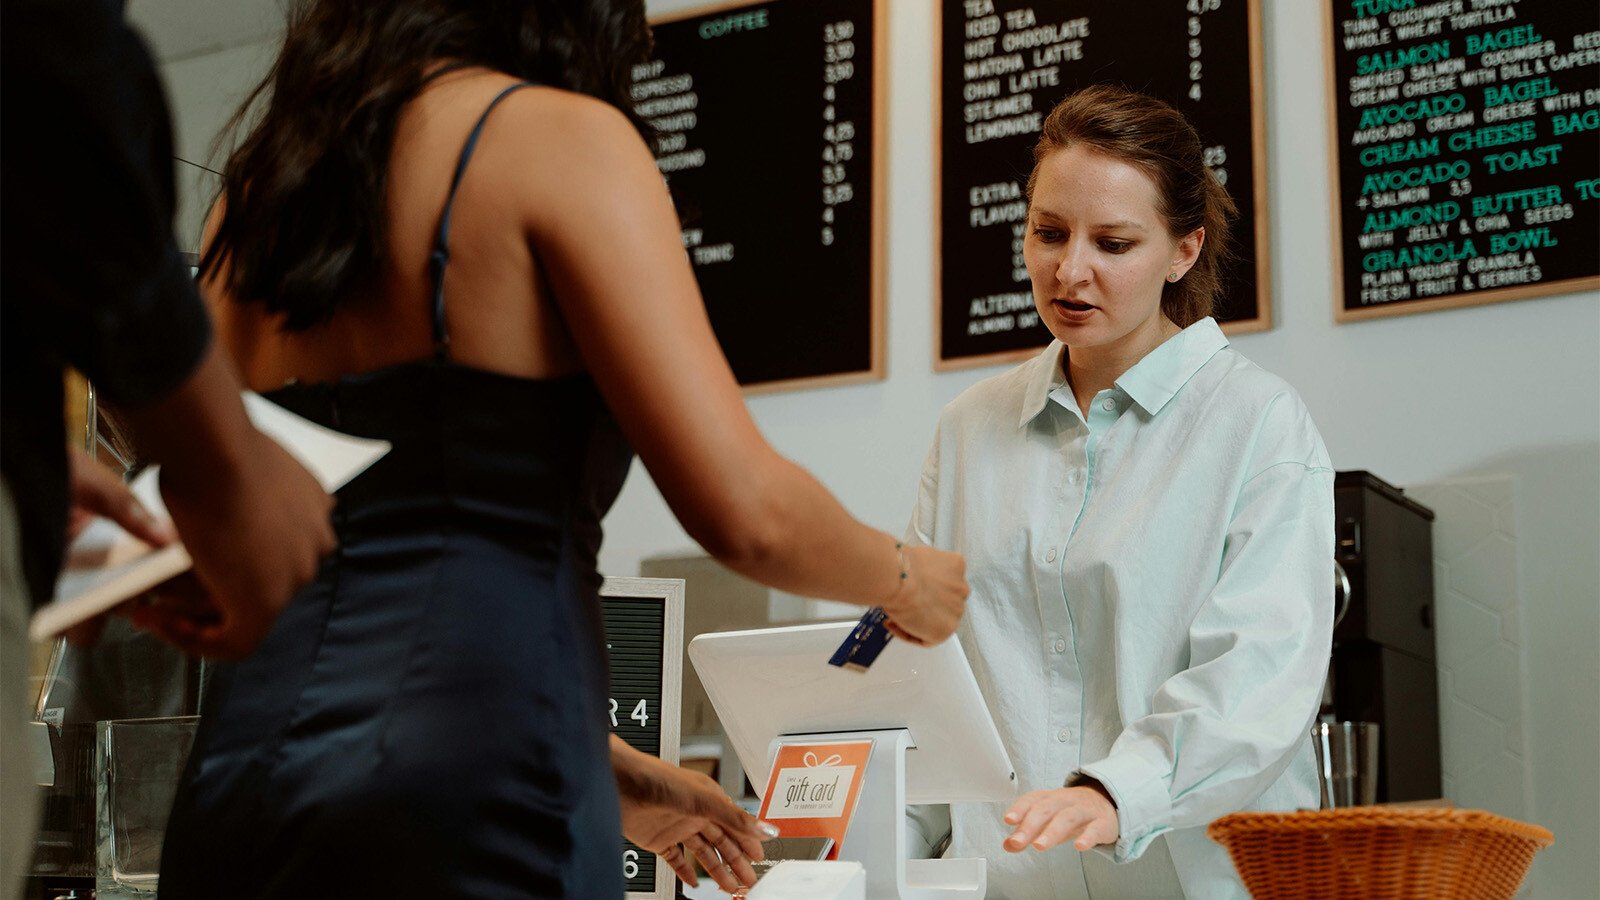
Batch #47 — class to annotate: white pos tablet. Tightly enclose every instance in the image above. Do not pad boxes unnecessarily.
[690,623,1015,900]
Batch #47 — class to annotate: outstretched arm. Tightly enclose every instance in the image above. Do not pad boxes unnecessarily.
[520,94,965,643]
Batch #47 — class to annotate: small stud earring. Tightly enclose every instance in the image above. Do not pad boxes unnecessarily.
[1168,272,1180,282]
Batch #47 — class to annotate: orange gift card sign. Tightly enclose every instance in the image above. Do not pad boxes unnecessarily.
[756,740,874,861]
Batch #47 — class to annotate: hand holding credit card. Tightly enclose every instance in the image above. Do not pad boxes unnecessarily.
[826,541,970,669]
[828,606,894,672]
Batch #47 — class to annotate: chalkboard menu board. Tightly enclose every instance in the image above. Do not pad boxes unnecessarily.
[602,577,685,899]
[937,0,1269,370]
[640,0,885,392]
[1327,1,1600,321]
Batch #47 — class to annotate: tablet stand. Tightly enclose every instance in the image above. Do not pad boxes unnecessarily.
[768,729,985,900]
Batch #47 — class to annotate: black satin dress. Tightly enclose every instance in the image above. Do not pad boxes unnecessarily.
[159,84,634,898]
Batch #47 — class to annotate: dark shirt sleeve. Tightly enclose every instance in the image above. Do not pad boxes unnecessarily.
[2,0,214,607]
[1,0,211,409]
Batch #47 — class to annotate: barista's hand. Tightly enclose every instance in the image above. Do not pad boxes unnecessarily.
[1002,783,1119,853]
[611,735,777,892]
[61,447,178,646]
[881,545,967,645]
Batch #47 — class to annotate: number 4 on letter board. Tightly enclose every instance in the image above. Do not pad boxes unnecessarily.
[608,698,651,728]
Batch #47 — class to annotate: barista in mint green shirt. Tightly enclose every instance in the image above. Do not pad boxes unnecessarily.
[908,86,1334,900]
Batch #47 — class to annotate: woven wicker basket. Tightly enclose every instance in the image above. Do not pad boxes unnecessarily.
[1207,807,1553,900]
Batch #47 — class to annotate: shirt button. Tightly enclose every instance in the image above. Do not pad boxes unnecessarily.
[1056,728,1071,743]
[1101,398,1116,411]
[1066,472,1080,485]
[1053,639,1067,653]
[1045,549,1057,563]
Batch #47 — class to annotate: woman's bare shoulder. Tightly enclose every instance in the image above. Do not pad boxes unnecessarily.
[407,70,645,163]
[480,85,665,226]
[488,83,647,159]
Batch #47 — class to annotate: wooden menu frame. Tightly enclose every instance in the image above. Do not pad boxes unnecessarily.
[1323,0,1600,323]
[650,0,889,393]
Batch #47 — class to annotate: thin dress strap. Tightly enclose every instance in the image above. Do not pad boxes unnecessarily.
[429,81,536,359]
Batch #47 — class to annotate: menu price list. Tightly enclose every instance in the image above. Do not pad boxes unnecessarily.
[1331,0,1600,318]
[940,0,1263,365]
[634,0,879,388]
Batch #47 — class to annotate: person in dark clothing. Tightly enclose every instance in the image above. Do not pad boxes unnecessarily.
[1,2,336,890]
[155,0,970,895]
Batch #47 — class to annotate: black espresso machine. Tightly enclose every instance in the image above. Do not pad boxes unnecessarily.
[1328,470,1441,803]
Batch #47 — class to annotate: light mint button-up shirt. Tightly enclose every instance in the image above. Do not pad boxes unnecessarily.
[907,318,1334,899]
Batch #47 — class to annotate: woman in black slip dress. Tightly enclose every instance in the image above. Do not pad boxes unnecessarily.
[154,2,971,897]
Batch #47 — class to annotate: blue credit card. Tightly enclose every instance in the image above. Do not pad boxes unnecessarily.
[828,606,894,672]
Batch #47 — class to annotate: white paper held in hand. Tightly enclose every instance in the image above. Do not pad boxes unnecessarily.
[28,393,390,641]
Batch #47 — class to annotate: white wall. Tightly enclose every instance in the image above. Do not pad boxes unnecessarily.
[148,1,1598,894]
[161,39,282,250]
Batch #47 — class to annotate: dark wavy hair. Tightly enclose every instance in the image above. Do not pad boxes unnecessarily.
[201,0,654,330]
[1027,84,1237,328]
